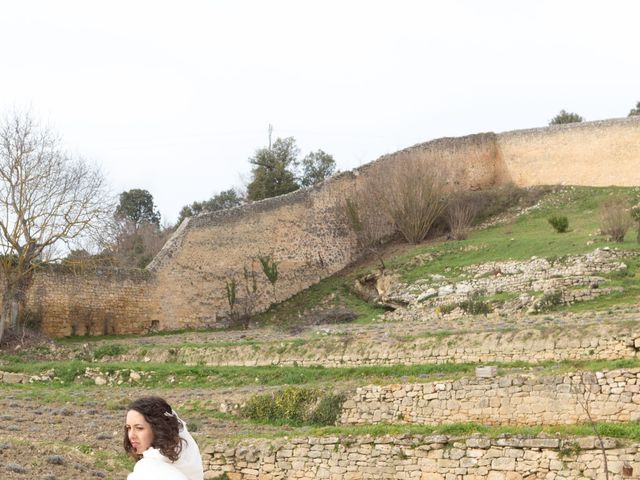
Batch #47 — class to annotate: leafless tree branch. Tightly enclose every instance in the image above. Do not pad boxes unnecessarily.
[0,110,113,343]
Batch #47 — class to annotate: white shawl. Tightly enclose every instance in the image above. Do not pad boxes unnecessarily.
[128,411,204,480]
[173,412,204,480]
[127,448,187,480]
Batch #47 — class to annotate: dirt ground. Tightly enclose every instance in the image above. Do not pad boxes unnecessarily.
[0,386,286,480]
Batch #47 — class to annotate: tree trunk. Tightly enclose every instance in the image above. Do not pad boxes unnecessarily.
[0,285,21,344]
[0,294,10,344]
[10,299,19,330]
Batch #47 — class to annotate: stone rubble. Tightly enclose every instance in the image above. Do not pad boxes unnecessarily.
[380,248,631,316]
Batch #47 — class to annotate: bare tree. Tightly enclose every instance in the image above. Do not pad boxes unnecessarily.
[344,185,392,269]
[381,155,448,244]
[350,155,448,246]
[0,111,112,343]
[445,193,478,240]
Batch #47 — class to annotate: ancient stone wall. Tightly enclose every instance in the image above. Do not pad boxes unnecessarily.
[341,369,640,426]
[203,434,638,479]
[145,132,507,330]
[147,174,361,328]
[145,117,640,332]
[497,117,640,187]
[21,116,640,336]
[9,267,158,337]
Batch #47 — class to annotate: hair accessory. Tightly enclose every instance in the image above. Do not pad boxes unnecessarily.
[164,411,175,418]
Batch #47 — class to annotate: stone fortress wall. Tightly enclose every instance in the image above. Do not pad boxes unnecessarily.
[11,116,640,336]
[2,266,158,338]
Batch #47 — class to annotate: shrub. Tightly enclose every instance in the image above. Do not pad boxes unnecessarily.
[241,392,279,421]
[445,195,477,240]
[275,386,316,420]
[535,291,564,313]
[437,304,457,315]
[343,187,394,268]
[241,386,345,426]
[381,156,448,243]
[453,184,550,225]
[93,344,126,359]
[459,295,493,316]
[600,197,632,242]
[307,393,346,426]
[631,204,640,243]
[351,154,448,245]
[548,215,569,233]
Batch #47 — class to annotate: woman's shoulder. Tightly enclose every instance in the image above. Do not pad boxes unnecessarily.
[128,450,188,480]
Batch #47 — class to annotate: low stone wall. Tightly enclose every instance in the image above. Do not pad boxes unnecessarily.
[124,323,639,367]
[203,434,639,479]
[341,369,640,426]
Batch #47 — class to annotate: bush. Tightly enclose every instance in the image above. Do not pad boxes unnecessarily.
[631,204,640,243]
[459,296,493,316]
[306,393,346,426]
[548,215,569,233]
[351,154,447,245]
[445,195,477,240]
[600,197,632,242]
[383,156,448,244]
[241,386,345,426]
[93,344,127,359]
[534,291,564,313]
[451,185,550,226]
[437,304,457,315]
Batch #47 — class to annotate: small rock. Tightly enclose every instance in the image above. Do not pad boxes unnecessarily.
[416,289,437,302]
[6,463,26,473]
[94,376,107,386]
[46,455,65,465]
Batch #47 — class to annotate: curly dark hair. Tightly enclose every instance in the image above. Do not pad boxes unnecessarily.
[123,396,184,462]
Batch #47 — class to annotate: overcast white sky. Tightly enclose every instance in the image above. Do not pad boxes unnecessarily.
[1,1,638,224]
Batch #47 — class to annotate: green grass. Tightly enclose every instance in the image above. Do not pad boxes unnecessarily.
[565,254,640,312]
[4,357,640,392]
[389,187,640,284]
[222,420,640,442]
[254,274,387,327]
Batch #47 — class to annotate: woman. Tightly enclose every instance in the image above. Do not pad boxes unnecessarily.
[124,396,204,480]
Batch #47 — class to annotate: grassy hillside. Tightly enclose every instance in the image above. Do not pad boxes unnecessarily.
[258,185,640,325]
[1,186,640,479]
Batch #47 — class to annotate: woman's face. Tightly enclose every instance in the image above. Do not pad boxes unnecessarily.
[126,410,154,454]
